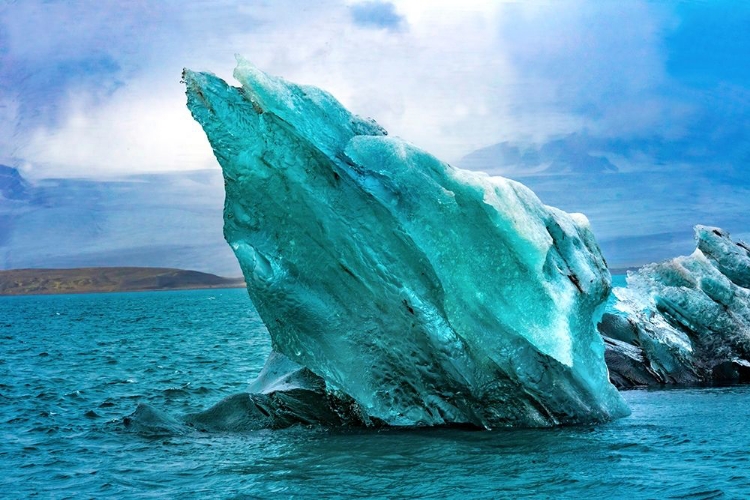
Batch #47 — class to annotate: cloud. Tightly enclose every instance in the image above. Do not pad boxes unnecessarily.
[2,0,748,181]
[5,0,522,175]
[350,1,405,31]
[18,79,217,178]
[494,1,675,139]
[0,2,171,124]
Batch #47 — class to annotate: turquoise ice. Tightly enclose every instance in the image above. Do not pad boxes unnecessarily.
[602,226,750,387]
[183,57,628,428]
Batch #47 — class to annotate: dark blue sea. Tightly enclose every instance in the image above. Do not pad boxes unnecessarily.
[2,285,749,499]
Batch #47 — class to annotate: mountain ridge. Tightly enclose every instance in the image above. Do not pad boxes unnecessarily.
[0,267,245,296]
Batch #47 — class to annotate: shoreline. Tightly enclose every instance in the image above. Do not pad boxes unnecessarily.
[0,267,246,297]
[0,283,247,297]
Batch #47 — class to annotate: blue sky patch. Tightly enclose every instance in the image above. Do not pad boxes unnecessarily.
[350,1,405,31]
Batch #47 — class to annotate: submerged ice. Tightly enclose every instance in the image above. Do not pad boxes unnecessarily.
[183,58,628,428]
[602,226,750,388]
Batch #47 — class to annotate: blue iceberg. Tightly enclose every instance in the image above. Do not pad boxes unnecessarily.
[183,57,628,428]
[601,226,750,387]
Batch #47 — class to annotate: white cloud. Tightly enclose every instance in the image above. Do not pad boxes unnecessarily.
[11,0,673,178]
[19,80,216,179]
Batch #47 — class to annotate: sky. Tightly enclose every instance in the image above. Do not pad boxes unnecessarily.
[0,0,748,269]
[1,0,746,177]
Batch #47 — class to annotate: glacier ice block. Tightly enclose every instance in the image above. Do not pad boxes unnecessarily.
[602,226,750,387]
[183,58,628,428]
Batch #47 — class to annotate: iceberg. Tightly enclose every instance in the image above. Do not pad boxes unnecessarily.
[182,57,628,428]
[601,226,750,388]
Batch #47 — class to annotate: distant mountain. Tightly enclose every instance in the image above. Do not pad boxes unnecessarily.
[0,168,241,276]
[0,165,30,200]
[0,267,245,296]
[461,134,618,175]
[459,132,750,268]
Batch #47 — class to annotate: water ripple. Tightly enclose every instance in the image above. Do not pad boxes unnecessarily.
[1,290,750,498]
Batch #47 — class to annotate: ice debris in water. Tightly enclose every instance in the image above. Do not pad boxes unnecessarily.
[182,56,628,428]
[601,226,750,388]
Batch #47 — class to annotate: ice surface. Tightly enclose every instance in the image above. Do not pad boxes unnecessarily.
[183,57,628,428]
[602,226,750,387]
[183,352,378,431]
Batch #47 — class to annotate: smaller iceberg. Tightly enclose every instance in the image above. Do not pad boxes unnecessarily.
[601,226,750,388]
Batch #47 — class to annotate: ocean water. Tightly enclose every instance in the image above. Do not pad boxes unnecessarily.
[2,287,749,499]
